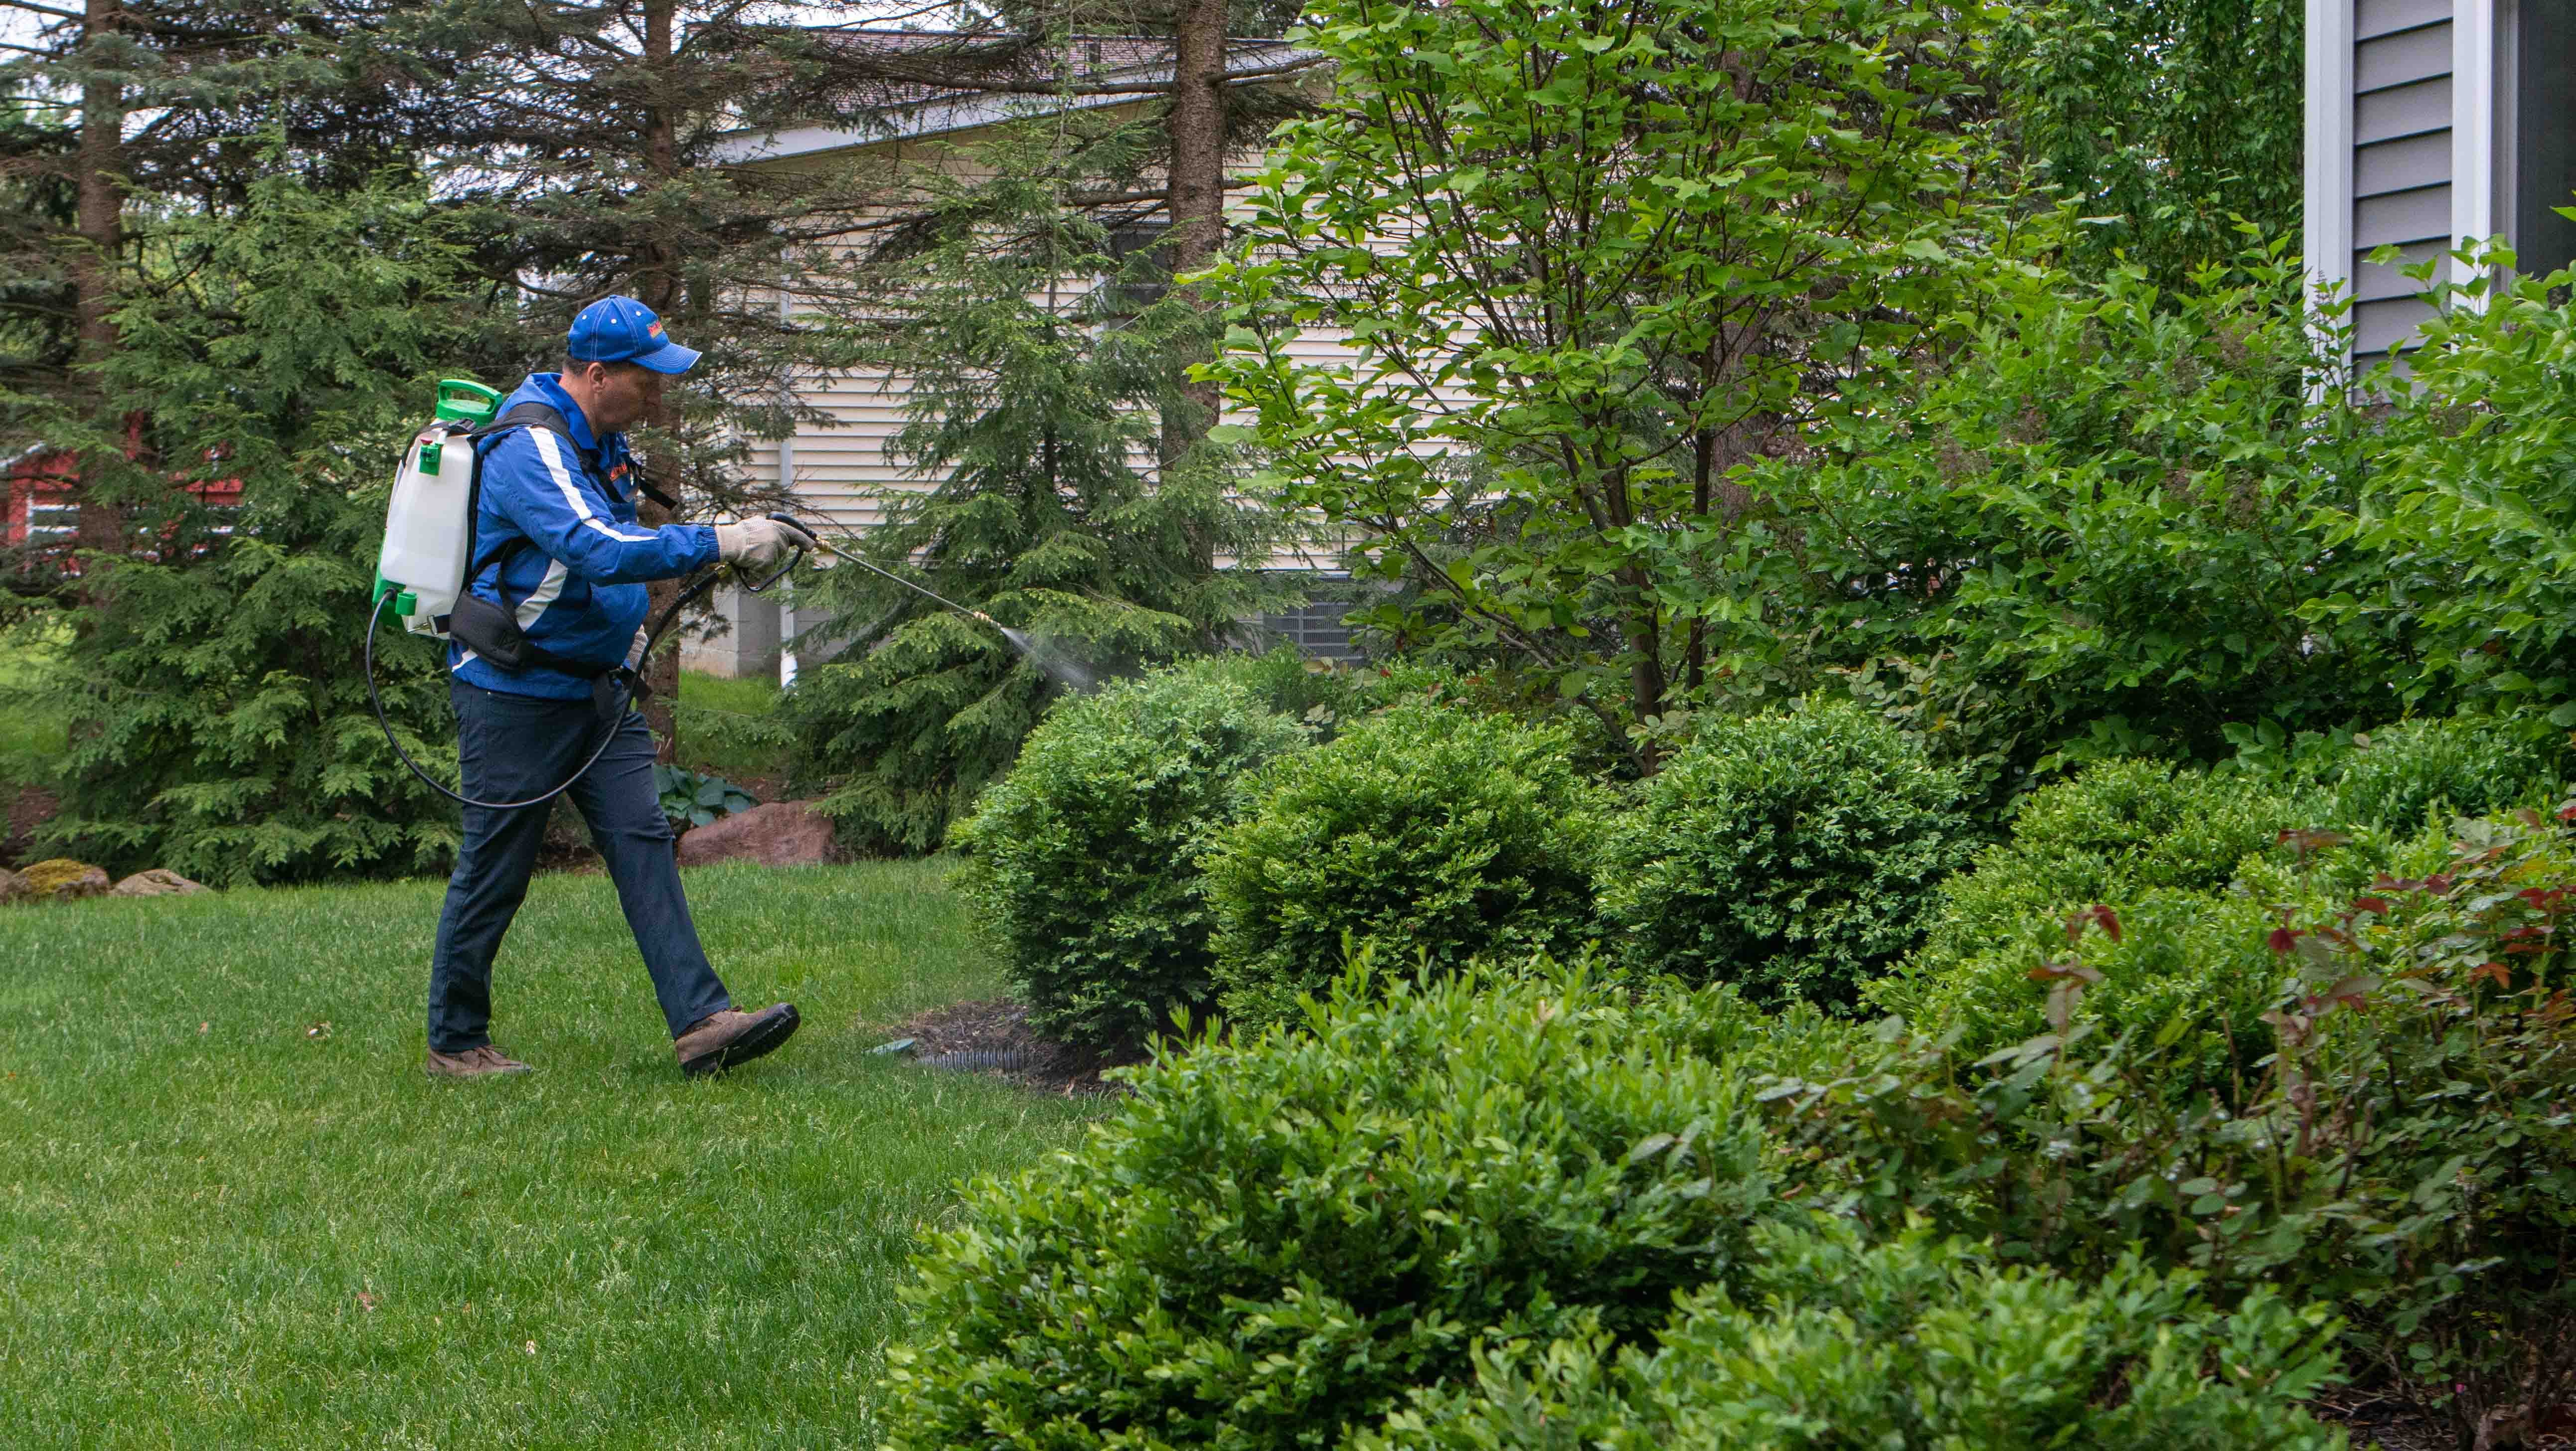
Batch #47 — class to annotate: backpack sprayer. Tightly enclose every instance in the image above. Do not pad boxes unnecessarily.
[362,378,802,812]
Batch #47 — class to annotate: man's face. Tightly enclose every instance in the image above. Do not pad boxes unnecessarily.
[574,360,666,433]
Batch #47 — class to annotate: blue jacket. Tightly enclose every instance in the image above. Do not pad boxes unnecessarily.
[448,373,721,699]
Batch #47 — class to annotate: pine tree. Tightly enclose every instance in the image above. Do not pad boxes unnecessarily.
[784,120,1299,854]
[20,160,478,883]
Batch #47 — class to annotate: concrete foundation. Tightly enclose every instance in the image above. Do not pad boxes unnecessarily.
[677,582,784,680]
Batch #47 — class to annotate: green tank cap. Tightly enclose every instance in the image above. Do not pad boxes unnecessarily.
[432,378,503,426]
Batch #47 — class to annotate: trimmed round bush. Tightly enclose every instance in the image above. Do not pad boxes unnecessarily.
[1370,1225,2346,1451]
[953,661,1311,1053]
[1596,699,1976,1008]
[2328,714,2566,829]
[1195,645,1435,736]
[1204,700,1605,1031]
[1882,758,2311,994]
[1895,885,2294,1097]
[879,966,1784,1451]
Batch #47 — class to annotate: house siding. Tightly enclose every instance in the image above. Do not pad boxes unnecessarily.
[2349,3,2458,367]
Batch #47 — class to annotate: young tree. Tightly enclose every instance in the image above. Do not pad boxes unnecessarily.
[785,122,1299,854]
[24,162,478,883]
[1207,0,2005,768]
[0,0,474,580]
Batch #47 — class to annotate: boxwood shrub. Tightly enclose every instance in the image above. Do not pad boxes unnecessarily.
[2326,713,2565,829]
[1770,816,2576,1436]
[1596,699,1975,1008]
[879,965,1785,1451]
[952,661,1311,1053]
[1203,700,1606,1032]
[1873,758,2311,1015]
[1370,1225,2346,1451]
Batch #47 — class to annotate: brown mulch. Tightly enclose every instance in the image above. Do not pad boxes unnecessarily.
[2311,1390,2455,1451]
[2309,1390,2576,1450]
[877,998,1131,1097]
[2,785,58,869]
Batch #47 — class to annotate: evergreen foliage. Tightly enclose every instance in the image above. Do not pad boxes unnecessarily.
[1597,700,1975,1008]
[881,965,1784,1451]
[20,166,473,883]
[2323,715,2568,830]
[785,126,1296,854]
[1373,1226,2346,1451]
[955,661,1311,1054]
[1874,757,2308,1005]
[1203,700,1607,1030]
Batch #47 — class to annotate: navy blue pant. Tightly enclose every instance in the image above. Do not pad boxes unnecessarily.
[426,679,732,1054]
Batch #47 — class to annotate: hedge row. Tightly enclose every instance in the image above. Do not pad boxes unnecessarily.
[958,653,2567,1058]
[899,798,2576,1449]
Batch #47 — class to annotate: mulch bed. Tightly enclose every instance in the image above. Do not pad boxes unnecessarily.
[2311,1389,2576,1450]
[881,998,1129,1097]
[2,785,58,870]
[2311,1389,2456,1450]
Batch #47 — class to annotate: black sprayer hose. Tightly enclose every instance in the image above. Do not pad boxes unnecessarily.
[364,565,730,813]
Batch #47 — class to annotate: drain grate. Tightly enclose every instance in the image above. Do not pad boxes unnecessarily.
[916,1047,1035,1073]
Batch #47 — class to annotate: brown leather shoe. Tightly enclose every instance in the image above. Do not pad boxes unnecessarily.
[674,1003,800,1078]
[425,1044,533,1078]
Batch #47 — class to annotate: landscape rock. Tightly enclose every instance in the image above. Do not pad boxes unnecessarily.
[675,800,842,869]
[0,868,24,904]
[111,869,209,898]
[20,858,109,902]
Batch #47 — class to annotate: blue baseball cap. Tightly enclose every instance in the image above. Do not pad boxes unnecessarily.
[567,295,701,375]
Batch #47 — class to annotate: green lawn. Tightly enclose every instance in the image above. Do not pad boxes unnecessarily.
[674,668,793,785]
[0,634,68,787]
[0,858,1091,1449]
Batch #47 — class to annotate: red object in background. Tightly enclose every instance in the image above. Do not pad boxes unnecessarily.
[5,446,243,566]
[3,447,77,549]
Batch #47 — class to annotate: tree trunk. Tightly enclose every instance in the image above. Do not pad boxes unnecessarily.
[1159,0,1228,480]
[637,0,682,761]
[72,0,127,561]
[1685,430,1713,694]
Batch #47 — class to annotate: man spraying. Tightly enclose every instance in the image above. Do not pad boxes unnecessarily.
[424,296,817,1080]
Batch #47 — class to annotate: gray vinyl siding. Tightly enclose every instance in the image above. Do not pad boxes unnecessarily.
[2351,237,2449,298]
[2359,0,2450,32]
[2351,4,2455,364]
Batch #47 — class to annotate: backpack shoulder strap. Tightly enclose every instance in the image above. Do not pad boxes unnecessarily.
[467,399,574,444]
[474,401,678,510]
[460,401,584,607]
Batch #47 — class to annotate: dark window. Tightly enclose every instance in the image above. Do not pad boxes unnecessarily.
[2514,3,2576,281]
[1106,220,1170,314]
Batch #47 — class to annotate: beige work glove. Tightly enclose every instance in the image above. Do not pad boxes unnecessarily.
[714,516,817,569]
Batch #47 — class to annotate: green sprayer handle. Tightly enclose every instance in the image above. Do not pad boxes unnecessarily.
[433,378,503,426]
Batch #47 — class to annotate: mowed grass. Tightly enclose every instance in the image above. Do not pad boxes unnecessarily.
[0,635,69,786]
[0,858,1094,1449]
[674,668,793,784]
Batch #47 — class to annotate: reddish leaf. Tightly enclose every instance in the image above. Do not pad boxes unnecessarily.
[2469,962,2514,989]
[2063,904,2123,944]
[2029,961,2104,984]
[2351,896,2393,916]
[2268,927,2299,954]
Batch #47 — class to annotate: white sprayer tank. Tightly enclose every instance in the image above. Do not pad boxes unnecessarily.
[374,379,501,638]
